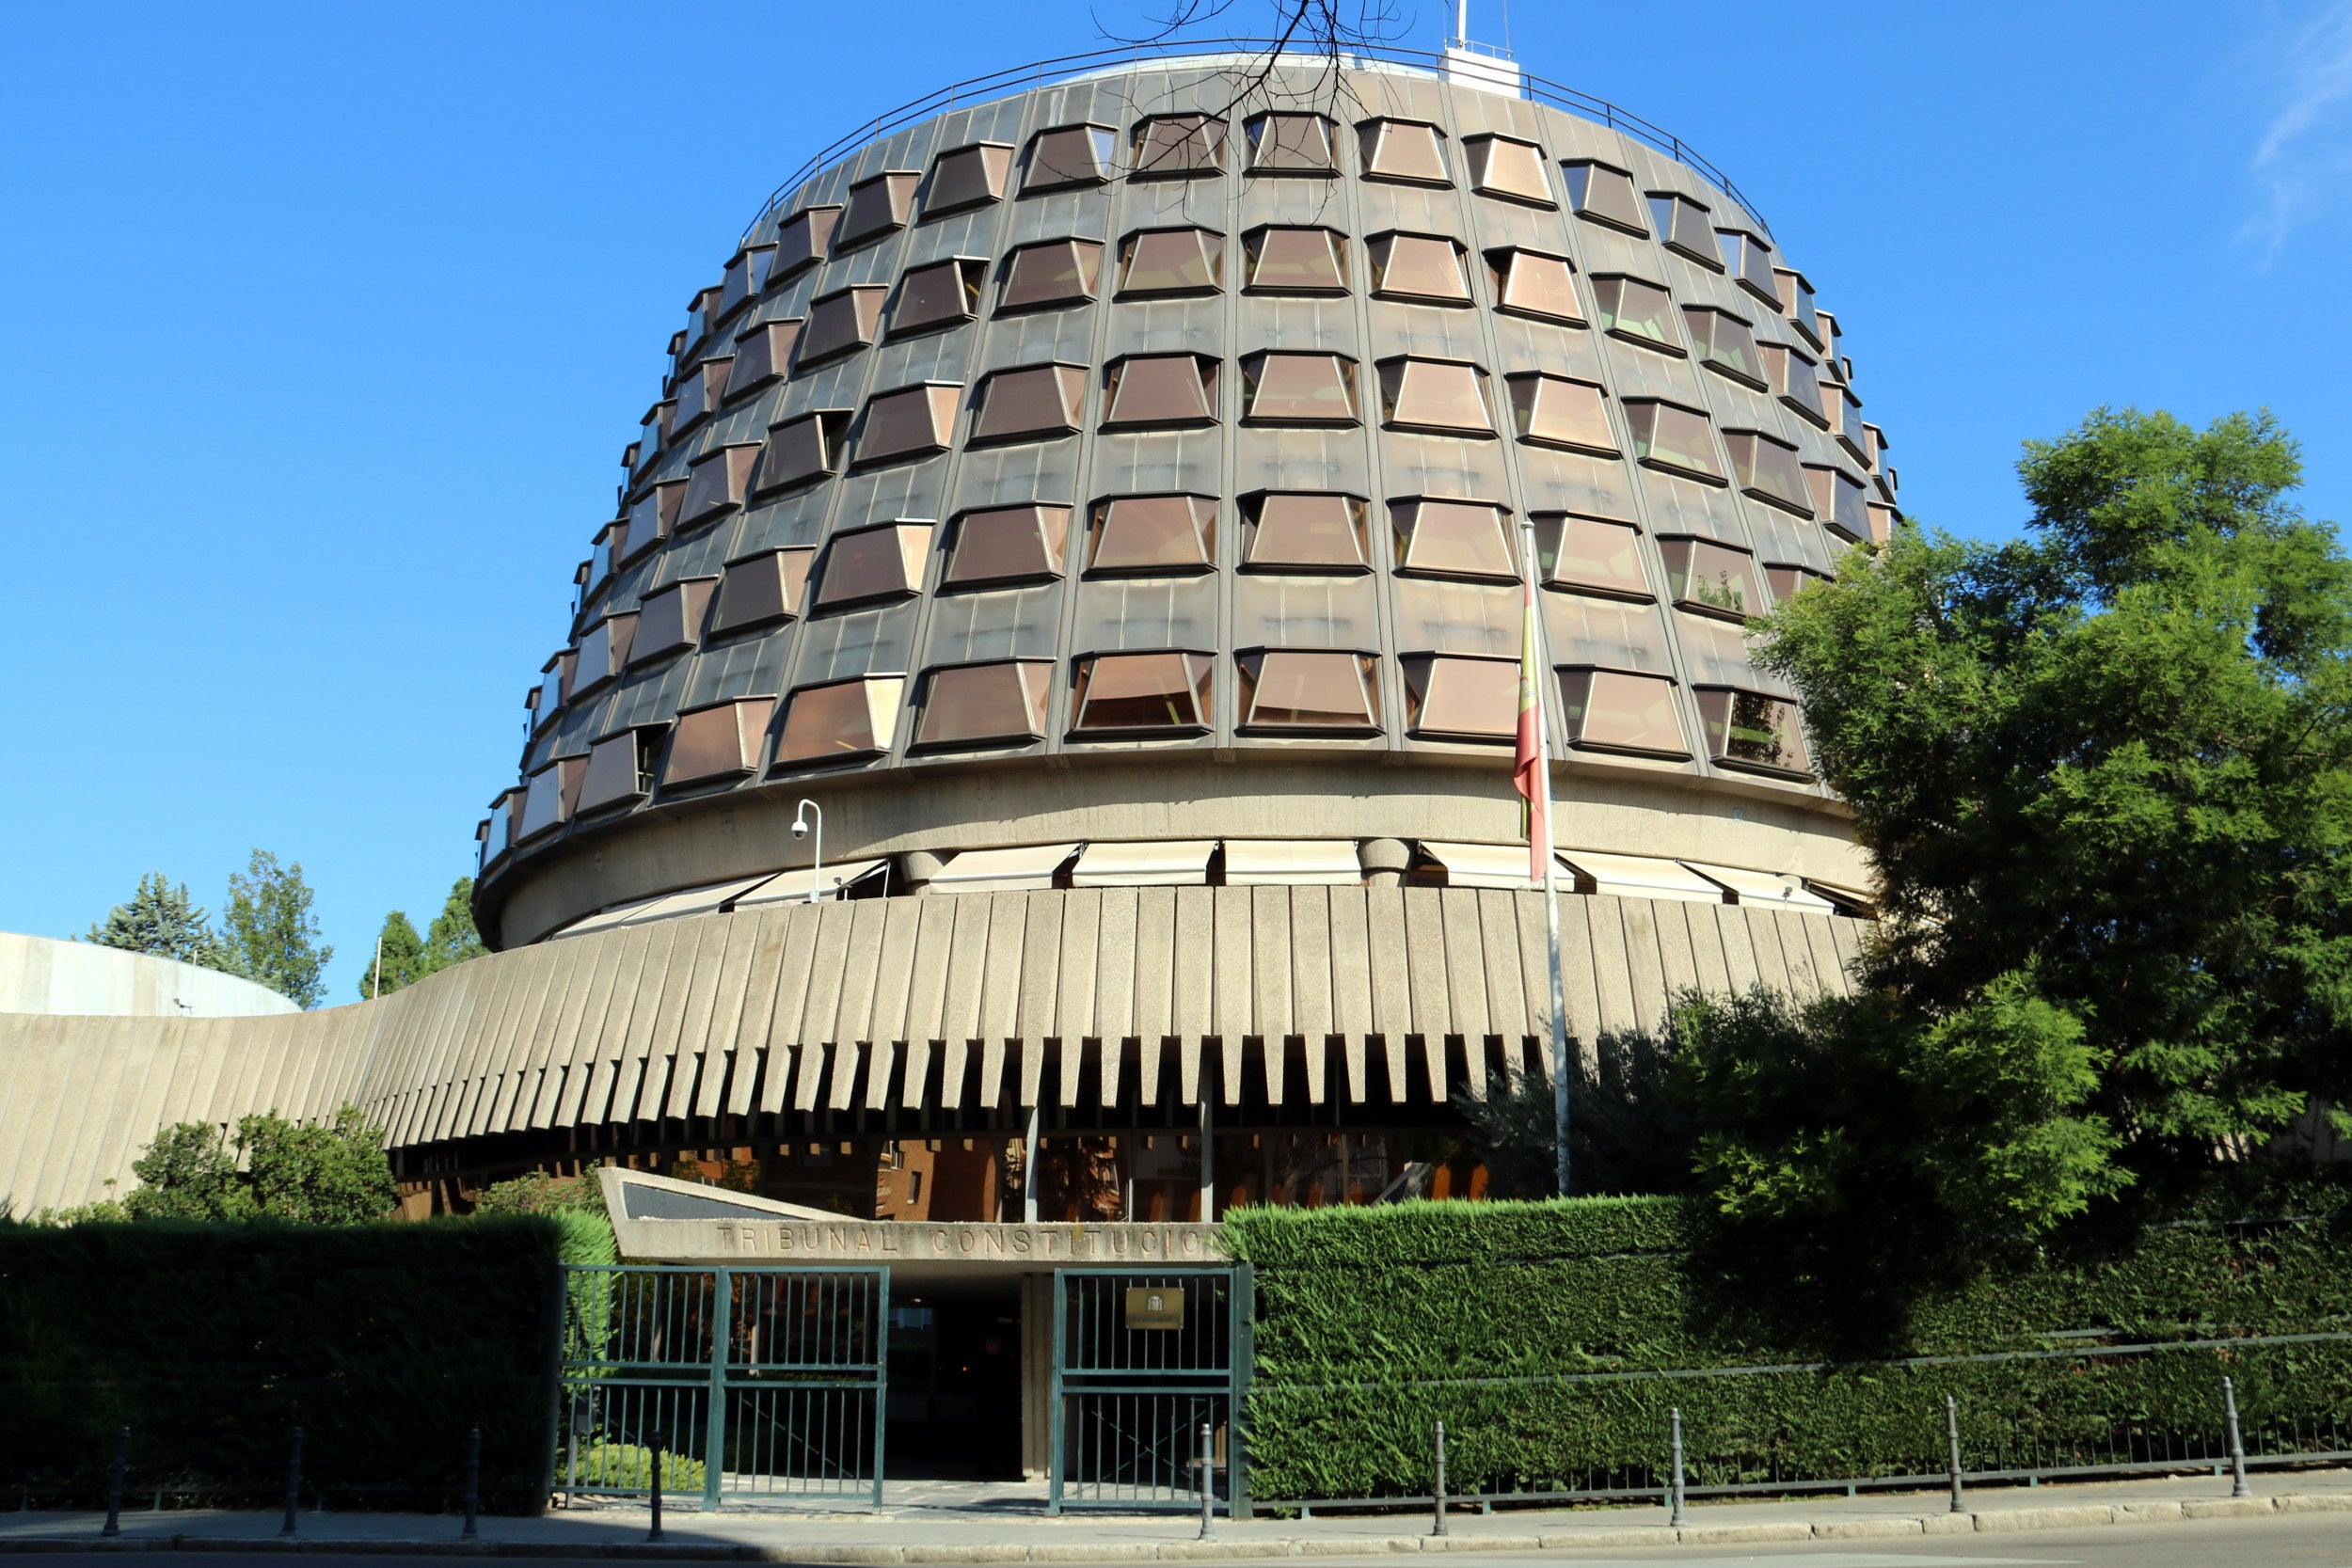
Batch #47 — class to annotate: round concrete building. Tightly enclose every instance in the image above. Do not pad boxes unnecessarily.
[0,44,1894,1230]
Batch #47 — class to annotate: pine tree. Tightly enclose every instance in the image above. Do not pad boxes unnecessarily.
[218,849,334,1009]
[423,878,487,972]
[83,872,230,969]
[358,911,430,1000]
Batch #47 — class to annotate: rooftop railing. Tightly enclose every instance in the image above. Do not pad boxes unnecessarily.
[741,37,1769,245]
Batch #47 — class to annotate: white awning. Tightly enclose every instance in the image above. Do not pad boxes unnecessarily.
[1558,850,1726,904]
[1222,840,1363,887]
[1071,840,1217,887]
[929,842,1082,894]
[1803,877,1878,916]
[615,875,774,926]
[551,893,668,940]
[735,858,889,908]
[1420,841,1541,890]
[1682,861,1836,912]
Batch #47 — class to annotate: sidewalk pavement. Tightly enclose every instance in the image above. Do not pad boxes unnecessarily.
[5,1467,2350,1560]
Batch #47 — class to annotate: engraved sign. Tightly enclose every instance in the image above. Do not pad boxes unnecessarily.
[1126,1285,1185,1330]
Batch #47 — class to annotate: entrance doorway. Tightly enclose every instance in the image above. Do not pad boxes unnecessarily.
[885,1280,1025,1480]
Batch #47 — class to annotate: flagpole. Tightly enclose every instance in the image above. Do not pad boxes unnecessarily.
[1519,518,1573,1198]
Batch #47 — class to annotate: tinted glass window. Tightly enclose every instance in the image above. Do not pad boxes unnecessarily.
[1242,353,1357,424]
[1368,233,1470,302]
[710,548,816,634]
[664,698,774,785]
[677,445,759,529]
[1089,495,1216,573]
[1507,374,1616,454]
[1401,655,1517,740]
[1072,652,1214,732]
[1540,515,1650,600]
[1593,276,1679,351]
[813,522,932,610]
[1000,239,1104,312]
[1025,125,1118,191]
[1725,431,1811,515]
[945,504,1071,587]
[1627,402,1722,481]
[1245,114,1337,171]
[772,207,840,280]
[1490,249,1580,323]
[855,385,959,466]
[1647,192,1718,265]
[1244,493,1368,570]
[1694,688,1809,777]
[1560,669,1687,756]
[1131,115,1226,178]
[1239,650,1377,730]
[892,260,981,335]
[1358,119,1449,184]
[1118,229,1222,295]
[725,319,798,399]
[776,678,900,764]
[755,411,847,494]
[1659,537,1760,619]
[1392,499,1515,579]
[1563,161,1645,231]
[1466,135,1552,204]
[1244,227,1346,293]
[971,364,1086,443]
[1377,359,1492,434]
[837,171,919,249]
[1765,562,1829,603]
[924,144,1012,216]
[916,660,1053,748]
[1685,307,1765,386]
[799,286,886,364]
[1102,356,1216,427]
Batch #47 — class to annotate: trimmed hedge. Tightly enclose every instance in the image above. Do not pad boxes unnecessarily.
[1224,1198,2352,1502]
[0,1215,599,1510]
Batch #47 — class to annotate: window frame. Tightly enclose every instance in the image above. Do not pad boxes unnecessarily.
[1234,647,1382,735]
[1556,665,1691,760]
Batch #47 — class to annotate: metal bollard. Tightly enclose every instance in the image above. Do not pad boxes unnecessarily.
[1668,1408,1686,1528]
[101,1427,127,1538]
[462,1427,480,1540]
[1946,1396,1964,1513]
[1431,1419,1448,1536]
[1198,1421,1216,1542]
[2222,1376,2249,1498]
[280,1428,303,1537]
[647,1429,665,1544]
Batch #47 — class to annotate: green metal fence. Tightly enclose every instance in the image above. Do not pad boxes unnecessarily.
[1048,1267,1252,1516]
[558,1264,888,1510]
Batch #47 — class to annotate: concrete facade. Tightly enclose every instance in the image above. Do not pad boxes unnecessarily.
[0,932,297,1020]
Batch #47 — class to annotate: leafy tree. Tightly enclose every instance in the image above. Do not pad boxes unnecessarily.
[1456,1029,1694,1199]
[83,872,230,969]
[1720,406,2352,1229]
[424,879,487,972]
[359,911,430,1000]
[217,849,334,1008]
[121,1105,393,1223]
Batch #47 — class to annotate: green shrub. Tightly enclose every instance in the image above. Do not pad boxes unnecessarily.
[0,1216,568,1510]
[571,1441,706,1493]
[1225,1197,2352,1502]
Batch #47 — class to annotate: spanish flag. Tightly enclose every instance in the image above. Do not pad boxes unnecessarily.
[1513,573,1549,886]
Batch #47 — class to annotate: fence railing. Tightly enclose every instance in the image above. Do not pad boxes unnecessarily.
[1253,1330,2352,1513]
[739,37,1769,246]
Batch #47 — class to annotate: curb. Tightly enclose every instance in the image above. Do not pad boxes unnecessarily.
[5,1495,2347,1560]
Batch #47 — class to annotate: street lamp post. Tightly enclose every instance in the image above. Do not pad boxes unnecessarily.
[791,799,824,904]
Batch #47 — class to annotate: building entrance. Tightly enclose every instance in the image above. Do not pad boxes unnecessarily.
[885,1281,1025,1480]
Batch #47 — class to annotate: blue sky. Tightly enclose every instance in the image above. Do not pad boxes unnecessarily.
[3,0,2347,1004]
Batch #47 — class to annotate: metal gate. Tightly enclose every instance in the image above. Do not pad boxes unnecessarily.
[1049,1267,1250,1515]
[558,1264,888,1509]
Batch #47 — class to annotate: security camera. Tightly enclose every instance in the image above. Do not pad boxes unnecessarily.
[791,821,808,840]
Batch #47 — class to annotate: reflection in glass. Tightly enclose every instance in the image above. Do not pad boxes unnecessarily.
[1243,493,1368,570]
[1694,688,1810,777]
[1559,669,1688,757]
[1238,650,1378,731]
[1243,227,1346,293]
[1071,652,1215,733]
[1089,495,1216,574]
[1658,536,1761,620]
[915,660,1053,748]
[945,505,1070,587]
[1592,276,1679,352]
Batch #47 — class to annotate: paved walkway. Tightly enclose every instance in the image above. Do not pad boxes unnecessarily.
[5,1468,2349,1560]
